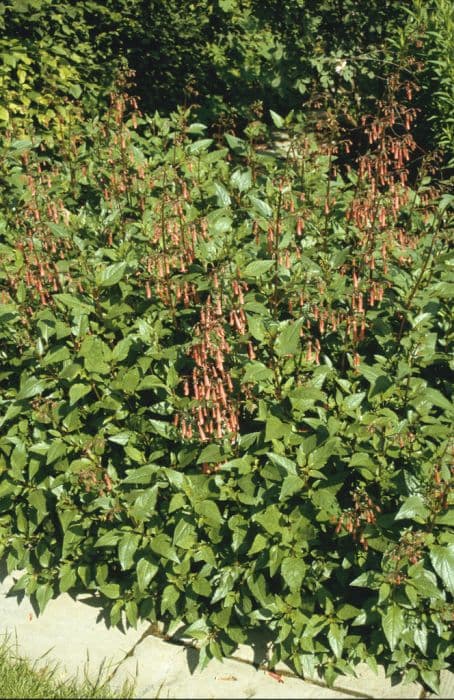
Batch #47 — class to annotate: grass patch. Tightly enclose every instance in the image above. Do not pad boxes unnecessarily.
[0,635,135,699]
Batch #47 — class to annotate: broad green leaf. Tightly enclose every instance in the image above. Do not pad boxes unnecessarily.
[280,474,304,500]
[224,133,246,153]
[274,321,301,357]
[136,558,158,592]
[96,261,127,287]
[266,452,297,474]
[69,383,91,405]
[230,168,252,192]
[99,582,120,599]
[328,623,346,659]
[248,533,268,555]
[395,495,429,524]
[214,182,231,207]
[188,138,213,154]
[79,336,111,374]
[430,544,454,594]
[118,533,140,570]
[265,415,291,442]
[150,533,180,563]
[16,376,47,400]
[95,531,121,547]
[243,260,274,277]
[250,196,273,218]
[254,504,282,535]
[42,344,70,365]
[281,556,306,592]
[196,500,222,528]
[382,604,404,651]
[269,110,284,128]
[35,583,53,614]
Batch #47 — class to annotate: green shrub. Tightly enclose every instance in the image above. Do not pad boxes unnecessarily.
[0,74,452,694]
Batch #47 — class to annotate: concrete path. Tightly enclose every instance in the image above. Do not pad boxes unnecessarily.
[0,571,452,699]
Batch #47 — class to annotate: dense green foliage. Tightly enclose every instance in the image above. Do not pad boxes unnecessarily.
[0,0,453,695]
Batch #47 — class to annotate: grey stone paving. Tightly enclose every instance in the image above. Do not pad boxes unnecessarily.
[0,570,452,699]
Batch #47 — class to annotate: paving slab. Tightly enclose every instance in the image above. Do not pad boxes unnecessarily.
[0,576,149,684]
[428,670,454,699]
[114,635,354,699]
[265,659,423,699]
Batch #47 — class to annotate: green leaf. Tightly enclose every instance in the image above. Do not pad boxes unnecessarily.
[16,376,47,400]
[274,321,301,357]
[196,500,222,528]
[265,415,291,442]
[59,567,77,593]
[225,133,246,153]
[248,533,268,555]
[35,583,53,614]
[336,604,361,621]
[136,558,158,592]
[269,110,284,128]
[395,495,429,524]
[150,533,180,563]
[230,168,252,192]
[188,138,213,154]
[95,531,121,547]
[69,383,91,405]
[266,452,297,474]
[11,442,27,471]
[281,556,306,592]
[79,336,111,374]
[95,261,127,287]
[420,670,440,695]
[99,582,120,599]
[118,533,140,570]
[250,196,273,219]
[413,625,428,655]
[254,504,282,535]
[46,440,67,465]
[42,344,70,365]
[184,618,210,641]
[161,584,179,615]
[382,604,404,651]
[280,474,304,500]
[328,623,346,659]
[243,260,274,278]
[214,182,231,207]
[424,388,453,413]
[430,544,454,594]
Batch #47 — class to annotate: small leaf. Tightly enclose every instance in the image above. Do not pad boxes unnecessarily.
[269,110,284,128]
